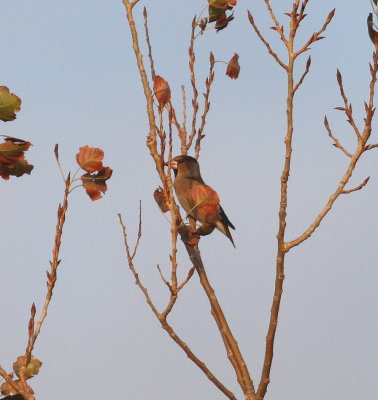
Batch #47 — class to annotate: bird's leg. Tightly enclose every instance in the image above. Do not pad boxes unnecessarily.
[178,222,200,246]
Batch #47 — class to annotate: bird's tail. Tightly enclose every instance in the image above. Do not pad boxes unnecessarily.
[215,221,236,248]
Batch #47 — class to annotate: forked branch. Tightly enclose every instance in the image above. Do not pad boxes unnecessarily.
[118,213,237,400]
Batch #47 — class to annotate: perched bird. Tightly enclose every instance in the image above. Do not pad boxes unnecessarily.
[170,155,235,247]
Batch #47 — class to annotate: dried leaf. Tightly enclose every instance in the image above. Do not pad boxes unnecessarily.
[367,13,378,49]
[0,136,33,180]
[209,52,215,67]
[208,0,236,31]
[76,145,104,173]
[226,53,240,79]
[153,76,171,107]
[210,0,236,9]
[80,166,113,201]
[153,186,169,213]
[0,86,21,122]
[215,12,234,31]
[13,356,42,379]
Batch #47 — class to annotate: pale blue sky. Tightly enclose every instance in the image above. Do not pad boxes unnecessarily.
[1,1,377,399]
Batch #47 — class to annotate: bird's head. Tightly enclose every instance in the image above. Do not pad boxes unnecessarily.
[170,155,201,179]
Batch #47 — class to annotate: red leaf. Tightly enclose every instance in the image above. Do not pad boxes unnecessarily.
[154,186,169,213]
[226,53,240,79]
[153,76,171,107]
[76,145,104,173]
[80,166,113,201]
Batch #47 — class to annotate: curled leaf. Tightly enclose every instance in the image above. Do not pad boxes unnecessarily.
[215,12,234,31]
[154,186,169,213]
[0,86,21,122]
[13,356,42,379]
[367,13,378,49]
[226,53,240,79]
[0,136,33,180]
[153,75,171,107]
[208,0,236,31]
[76,145,104,173]
[81,166,113,201]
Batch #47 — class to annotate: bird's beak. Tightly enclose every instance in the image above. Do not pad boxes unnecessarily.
[169,159,178,169]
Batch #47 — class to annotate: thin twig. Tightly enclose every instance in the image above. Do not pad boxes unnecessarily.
[177,267,195,292]
[192,52,215,157]
[264,0,288,46]
[122,0,161,176]
[324,116,352,157]
[247,10,288,71]
[336,69,361,139]
[294,8,335,58]
[168,104,187,155]
[156,264,171,290]
[181,85,187,135]
[188,19,200,150]
[292,56,311,94]
[365,142,378,150]
[342,176,370,194]
[143,7,156,81]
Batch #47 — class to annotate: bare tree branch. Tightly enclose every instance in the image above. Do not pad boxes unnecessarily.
[247,10,288,71]
[181,234,255,398]
[194,53,215,158]
[294,8,335,58]
[118,213,237,400]
[264,0,288,46]
[286,52,378,251]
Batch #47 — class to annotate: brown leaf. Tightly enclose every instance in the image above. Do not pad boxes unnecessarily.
[153,186,169,213]
[215,12,234,31]
[367,13,378,49]
[226,53,240,79]
[0,137,33,180]
[80,166,113,201]
[153,76,171,107]
[76,145,104,173]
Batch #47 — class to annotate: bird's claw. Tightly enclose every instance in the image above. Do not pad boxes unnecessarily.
[179,224,200,246]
